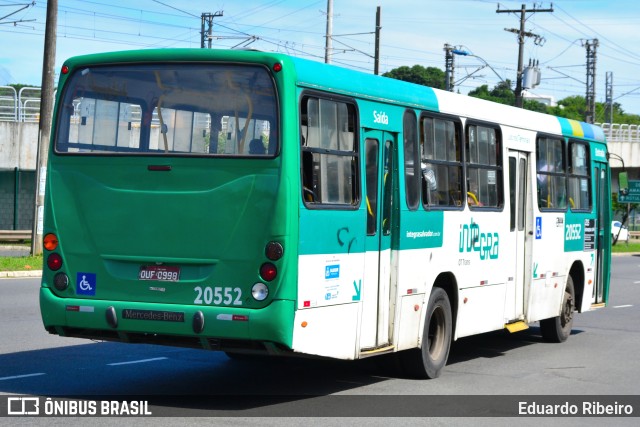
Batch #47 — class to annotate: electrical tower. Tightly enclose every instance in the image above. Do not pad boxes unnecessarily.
[497,3,553,108]
[583,39,599,124]
[374,6,381,75]
[444,44,455,91]
[605,71,613,124]
[201,12,223,48]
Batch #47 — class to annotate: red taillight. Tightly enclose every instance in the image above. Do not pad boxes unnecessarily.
[47,253,63,271]
[273,63,282,73]
[260,262,277,282]
[61,65,69,74]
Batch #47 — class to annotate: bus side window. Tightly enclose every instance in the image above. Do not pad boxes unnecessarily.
[465,124,502,209]
[536,136,566,210]
[299,95,359,207]
[421,115,463,209]
[568,141,591,211]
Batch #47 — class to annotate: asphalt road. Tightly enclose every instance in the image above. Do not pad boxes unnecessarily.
[0,255,638,424]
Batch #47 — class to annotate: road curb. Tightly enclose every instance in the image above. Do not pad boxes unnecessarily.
[0,270,43,278]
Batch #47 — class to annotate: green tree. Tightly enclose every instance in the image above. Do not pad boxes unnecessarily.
[547,95,585,121]
[606,102,640,125]
[383,65,446,89]
[468,80,515,105]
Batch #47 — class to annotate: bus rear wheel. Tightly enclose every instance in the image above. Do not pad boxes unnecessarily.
[540,276,575,343]
[400,287,452,379]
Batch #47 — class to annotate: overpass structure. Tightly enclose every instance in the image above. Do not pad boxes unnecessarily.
[597,123,640,192]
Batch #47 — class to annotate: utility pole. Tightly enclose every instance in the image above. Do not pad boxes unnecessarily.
[200,11,223,48]
[583,39,599,124]
[444,43,455,91]
[32,0,57,255]
[325,0,333,64]
[605,71,613,124]
[374,6,381,75]
[497,3,553,108]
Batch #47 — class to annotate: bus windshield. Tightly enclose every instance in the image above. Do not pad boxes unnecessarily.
[55,63,278,156]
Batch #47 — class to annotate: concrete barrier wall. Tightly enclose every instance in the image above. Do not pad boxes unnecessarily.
[0,122,39,171]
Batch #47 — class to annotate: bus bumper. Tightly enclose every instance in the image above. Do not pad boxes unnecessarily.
[39,287,295,352]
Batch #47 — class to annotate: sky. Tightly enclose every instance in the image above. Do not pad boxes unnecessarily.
[1,0,640,120]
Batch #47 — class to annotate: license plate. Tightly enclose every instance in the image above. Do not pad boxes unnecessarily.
[138,265,180,282]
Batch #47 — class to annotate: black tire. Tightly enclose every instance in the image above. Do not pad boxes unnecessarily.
[400,287,452,379]
[224,352,263,361]
[540,276,575,343]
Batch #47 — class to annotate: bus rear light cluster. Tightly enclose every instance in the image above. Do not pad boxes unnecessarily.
[252,241,283,302]
[44,233,66,289]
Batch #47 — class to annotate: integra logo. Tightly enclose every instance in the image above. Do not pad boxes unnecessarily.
[459,219,499,260]
[373,110,389,125]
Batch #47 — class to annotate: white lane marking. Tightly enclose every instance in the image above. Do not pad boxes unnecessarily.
[107,357,168,366]
[613,305,633,309]
[0,373,46,381]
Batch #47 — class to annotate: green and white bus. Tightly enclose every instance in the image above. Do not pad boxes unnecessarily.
[40,49,611,379]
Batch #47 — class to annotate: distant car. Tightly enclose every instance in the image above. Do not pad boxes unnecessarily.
[612,221,629,243]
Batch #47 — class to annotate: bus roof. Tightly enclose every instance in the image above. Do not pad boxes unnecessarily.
[60,48,606,143]
[289,54,605,143]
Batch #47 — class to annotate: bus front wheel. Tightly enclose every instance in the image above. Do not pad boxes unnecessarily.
[540,276,575,343]
[400,287,452,379]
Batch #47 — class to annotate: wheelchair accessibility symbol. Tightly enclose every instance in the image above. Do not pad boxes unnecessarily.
[76,272,96,296]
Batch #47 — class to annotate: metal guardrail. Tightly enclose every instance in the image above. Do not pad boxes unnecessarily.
[596,123,640,143]
[0,230,31,242]
[0,86,41,122]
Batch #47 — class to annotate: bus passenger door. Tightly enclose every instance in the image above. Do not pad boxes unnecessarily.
[594,164,610,304]
[360,131,396,350]
[506,150,530,320]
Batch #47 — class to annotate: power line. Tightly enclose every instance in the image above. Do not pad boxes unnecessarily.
[553,3,640,62]
[152,0,198,18]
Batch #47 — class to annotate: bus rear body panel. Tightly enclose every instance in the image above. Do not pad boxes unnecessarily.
[41,51,298,353]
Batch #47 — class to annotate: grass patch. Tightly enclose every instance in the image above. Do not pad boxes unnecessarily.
[0,255,43,272]
[611,241,640,253]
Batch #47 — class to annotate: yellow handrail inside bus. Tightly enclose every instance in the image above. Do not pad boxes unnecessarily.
[467,192,479,206]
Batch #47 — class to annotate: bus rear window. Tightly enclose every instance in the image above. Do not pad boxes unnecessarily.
[55,64,278,156]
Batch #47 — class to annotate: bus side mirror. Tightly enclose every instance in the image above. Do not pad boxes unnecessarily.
[619,172,629,196]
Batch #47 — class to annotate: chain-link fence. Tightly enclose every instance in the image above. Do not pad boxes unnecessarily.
[0,168,36,232]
